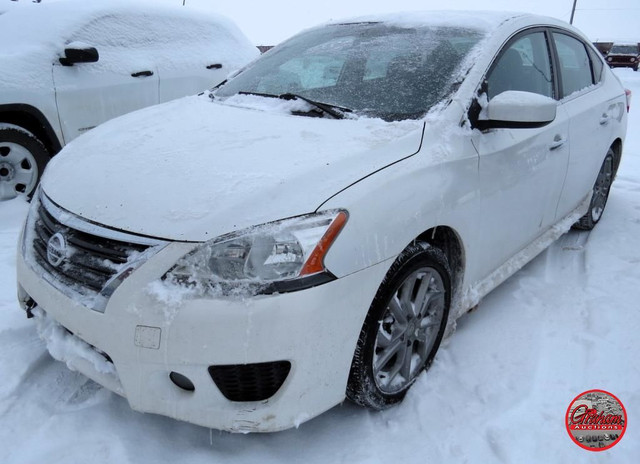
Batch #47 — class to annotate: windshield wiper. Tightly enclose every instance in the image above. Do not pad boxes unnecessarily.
[279,93,351,119]
[238,91,351,119]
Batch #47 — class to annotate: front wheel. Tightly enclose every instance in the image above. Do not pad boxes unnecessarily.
[0,126,50,201]
[573,149,614,230]
[346,242,451,409]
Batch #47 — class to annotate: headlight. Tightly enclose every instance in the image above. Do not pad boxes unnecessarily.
[163,210,348,296]
[631,57,636,63]
[607,56,613,62]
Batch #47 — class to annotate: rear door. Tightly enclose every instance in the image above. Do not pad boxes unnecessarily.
[551,31,625,219]
[52,14,159,143]
[472,29,570,273]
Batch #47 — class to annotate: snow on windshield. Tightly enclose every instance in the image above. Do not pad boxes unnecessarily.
[216,22,486,121]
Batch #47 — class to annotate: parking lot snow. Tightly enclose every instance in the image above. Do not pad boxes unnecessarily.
[0,69,638,463]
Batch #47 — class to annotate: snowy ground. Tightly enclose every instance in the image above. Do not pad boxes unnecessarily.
[1,69,639,463]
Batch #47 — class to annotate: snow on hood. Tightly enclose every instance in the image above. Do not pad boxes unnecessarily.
[0,0,257,90]
[42,95,424,242]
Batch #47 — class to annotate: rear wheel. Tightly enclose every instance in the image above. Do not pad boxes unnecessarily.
[0,126,49,201]
[573,149,614,230]
[346,242,450,409]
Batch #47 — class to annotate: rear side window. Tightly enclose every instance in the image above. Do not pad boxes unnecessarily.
[487,32,553,99]
[553,33,594,97]
[587,46,604,83]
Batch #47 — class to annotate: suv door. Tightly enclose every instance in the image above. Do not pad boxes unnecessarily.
[52,14,160,144]
[551,31,623,219]
[154,17,233,102]
[471,30,570,273]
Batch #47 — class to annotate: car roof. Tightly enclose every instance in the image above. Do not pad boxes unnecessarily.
[324,10,573,34]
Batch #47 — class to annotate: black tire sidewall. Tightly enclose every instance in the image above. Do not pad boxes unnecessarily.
[573,149,615,230]
[347,243,451,409]
[588,151,614,226]
[0,127,50,198]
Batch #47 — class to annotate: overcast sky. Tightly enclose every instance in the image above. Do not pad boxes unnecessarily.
[157,0,640,45]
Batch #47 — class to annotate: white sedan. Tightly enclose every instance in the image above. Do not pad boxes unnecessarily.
[0,0,258,201]
[17,11,628,432]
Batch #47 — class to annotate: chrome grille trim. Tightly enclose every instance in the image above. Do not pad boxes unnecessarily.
[23,190,168,312]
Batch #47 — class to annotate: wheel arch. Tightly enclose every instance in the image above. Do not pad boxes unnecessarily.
[0,104,62,155]
[414,225,466,299]
[610,138,623,178]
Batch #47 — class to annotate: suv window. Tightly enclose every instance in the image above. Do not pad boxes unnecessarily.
[487,32,553,99]
[553,33,594,97]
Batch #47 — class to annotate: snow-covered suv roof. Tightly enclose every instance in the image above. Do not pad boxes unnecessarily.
[0,0,252,54]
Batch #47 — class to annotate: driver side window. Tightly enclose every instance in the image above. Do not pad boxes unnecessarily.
[487,32,554,100]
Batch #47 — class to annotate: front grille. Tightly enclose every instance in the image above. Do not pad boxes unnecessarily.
[30,198,150,297]
[209,361,291,402]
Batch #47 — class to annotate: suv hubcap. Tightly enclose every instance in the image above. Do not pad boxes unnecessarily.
[0,142,37,200]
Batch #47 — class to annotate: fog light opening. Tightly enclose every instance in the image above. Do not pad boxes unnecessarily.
[169,371,195,392]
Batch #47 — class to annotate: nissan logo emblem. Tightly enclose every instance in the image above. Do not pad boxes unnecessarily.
[46,232,67,268]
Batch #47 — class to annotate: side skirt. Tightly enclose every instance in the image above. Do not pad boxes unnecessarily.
[447,193,591,331]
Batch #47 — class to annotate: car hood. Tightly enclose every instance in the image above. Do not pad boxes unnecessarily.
[42,95,424,242]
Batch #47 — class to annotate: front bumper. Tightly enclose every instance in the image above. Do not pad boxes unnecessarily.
[607,59,638,69]
[17,238,390,432]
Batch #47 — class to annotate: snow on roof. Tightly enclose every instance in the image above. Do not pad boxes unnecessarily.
[328,10,528,32]
[0,0,251,53]
[0,0,258,90]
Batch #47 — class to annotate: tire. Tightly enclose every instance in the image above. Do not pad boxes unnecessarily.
[573,149,614,231]
[346,241,451,409]
[0,126,50,201]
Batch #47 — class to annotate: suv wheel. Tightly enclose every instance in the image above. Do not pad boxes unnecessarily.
[0,126,49,200]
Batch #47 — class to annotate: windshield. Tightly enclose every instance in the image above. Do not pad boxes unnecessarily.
[216,23,484,121]
[610,44,638,55]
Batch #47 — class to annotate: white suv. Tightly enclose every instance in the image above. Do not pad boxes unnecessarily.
[0,0,258,201]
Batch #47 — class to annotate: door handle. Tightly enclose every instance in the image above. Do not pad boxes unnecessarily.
[131,70,154,78]
[549,135,566,151]
[599,113,610,125]
[206,63,223,70]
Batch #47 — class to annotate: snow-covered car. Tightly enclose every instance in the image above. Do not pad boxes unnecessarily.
[605,43,640,71]
[0,0,258,202]
[17,11,628,432]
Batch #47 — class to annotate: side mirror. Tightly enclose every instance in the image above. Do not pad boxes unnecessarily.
[478,90,557,129]
[59,43,99,66]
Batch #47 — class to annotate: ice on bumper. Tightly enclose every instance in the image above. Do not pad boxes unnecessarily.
[33,307,123,395]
